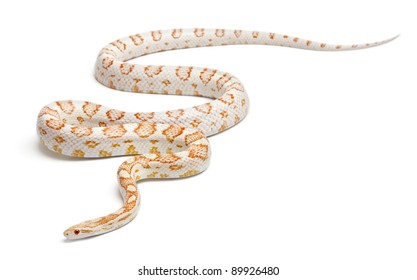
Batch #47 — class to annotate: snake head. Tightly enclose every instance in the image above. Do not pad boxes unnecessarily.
[63,223,96,240]
[64,227,90,240]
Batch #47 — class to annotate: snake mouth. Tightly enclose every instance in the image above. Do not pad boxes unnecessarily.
[63,228,92,240]
[63,229,79,239]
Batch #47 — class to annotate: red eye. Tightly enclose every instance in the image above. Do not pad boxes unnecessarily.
[74,230,80,235]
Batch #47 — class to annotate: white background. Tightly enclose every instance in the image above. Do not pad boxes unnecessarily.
[0,0,415,279]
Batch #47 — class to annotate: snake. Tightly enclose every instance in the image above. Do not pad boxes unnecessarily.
[37,29,397,239]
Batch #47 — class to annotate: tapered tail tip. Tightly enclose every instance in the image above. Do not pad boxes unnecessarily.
[389,34,400,42]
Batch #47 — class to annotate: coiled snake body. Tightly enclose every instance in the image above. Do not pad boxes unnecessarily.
[37,29,396,239]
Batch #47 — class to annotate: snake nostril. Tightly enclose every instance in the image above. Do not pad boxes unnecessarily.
[74,230,80,235]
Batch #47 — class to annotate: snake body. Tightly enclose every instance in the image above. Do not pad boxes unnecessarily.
[37,29,396,239]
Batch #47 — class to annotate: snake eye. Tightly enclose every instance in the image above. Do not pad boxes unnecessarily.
[74,230,80,235]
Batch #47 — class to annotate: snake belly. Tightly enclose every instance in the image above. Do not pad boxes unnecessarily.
[37,29,397,239]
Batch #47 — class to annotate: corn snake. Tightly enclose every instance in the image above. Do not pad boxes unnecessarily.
[37,29,397,239]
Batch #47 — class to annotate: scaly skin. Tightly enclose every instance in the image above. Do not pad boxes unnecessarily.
[37,29,397,239]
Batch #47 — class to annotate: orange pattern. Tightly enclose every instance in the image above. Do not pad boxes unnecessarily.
[37,28,397,240]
